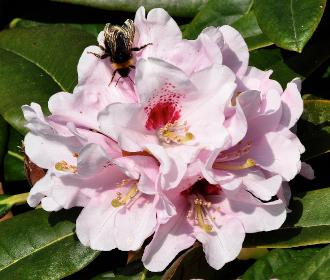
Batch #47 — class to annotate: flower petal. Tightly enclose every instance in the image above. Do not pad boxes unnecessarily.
[142,198,195,272]
[280,78,303,129]
[219,25,249,77]
[195,218,245,270]
[115,196,157,251]
[76,191,118,250]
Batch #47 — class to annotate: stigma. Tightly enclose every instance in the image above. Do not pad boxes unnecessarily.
[158,120,194,144]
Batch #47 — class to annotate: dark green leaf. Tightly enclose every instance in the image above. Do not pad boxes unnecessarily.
[183,0,252,39]
[249,33,330,87]
[0,116,9,168]
[182,0,272,50]
[292,244,330,279]
[91,261,161,280]
[298,100,330,160]
[231,10,272,50]
[10,18,104,37]
[245,188,330,248]
[0,26,96,134]
[0,209,99,279]
[50,0,206,17]
[242,247,322,280]
[4,128,25,181]
[254,0,326,52]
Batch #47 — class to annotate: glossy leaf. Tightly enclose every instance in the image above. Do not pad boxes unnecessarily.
[244,188,330,248]
[231,10,272,50]
[298,99,330,160]
[50,0,206,17]
[182,0,272,50]
[242,247,323,279]
[0,25,96,134]
[254,0,326,52]
[0,209,99,279]
[10,18,104,37]
[249,32,330,87]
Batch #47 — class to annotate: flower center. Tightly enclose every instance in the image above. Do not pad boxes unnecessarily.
[111,180,139,208]
[157,120,194,144]
[187,197,214,233]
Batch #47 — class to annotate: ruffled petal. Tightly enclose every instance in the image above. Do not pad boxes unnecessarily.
[280,78,303,129]
[195,218,245,270]
[115,196,157,251]
[142,198,195,272]
[76,191,118,250]
[243,172,282,201]
[220,189,287,232]
[219,25,249,77]
[77,143,112,176]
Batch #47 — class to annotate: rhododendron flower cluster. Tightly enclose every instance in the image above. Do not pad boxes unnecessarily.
[22,7,311,271]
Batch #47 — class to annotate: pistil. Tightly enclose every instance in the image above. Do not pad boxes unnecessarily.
[193,198,213,233]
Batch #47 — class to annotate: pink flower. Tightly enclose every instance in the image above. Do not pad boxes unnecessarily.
[75,155,172,251]
[142,179,286,271]
[98,58,237,190]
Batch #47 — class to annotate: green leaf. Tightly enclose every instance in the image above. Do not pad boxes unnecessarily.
[292,244,330,279]
[0,25,96,134]
[231,10,272,50]
[4,128,25,181]
[0,209,99,279]
[298,100,330,160]
[0,193,28,217]
[10,18,104,37]
[244,188,330,248]
[249,33,330,87]
[0,116,9,168]
[182,0,272,50]
[254,0,326,52]
[242,247,323,280]
[50,0,206,17]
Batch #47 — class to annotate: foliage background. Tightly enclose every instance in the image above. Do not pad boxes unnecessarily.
[0,0,329,279]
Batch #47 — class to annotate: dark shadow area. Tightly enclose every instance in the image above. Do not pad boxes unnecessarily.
[169,245,255,280]
[48,207,82,225]
[0,0,190,30]
[64,250,128,280]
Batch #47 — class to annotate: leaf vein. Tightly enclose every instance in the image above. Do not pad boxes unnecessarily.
[0,232,74,272]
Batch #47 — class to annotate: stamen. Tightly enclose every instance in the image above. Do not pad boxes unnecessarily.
[55,160,77,173]
[111,183,138,208]
[213,158,256,171]
[158,120,194,144]
[194,198,213,233]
